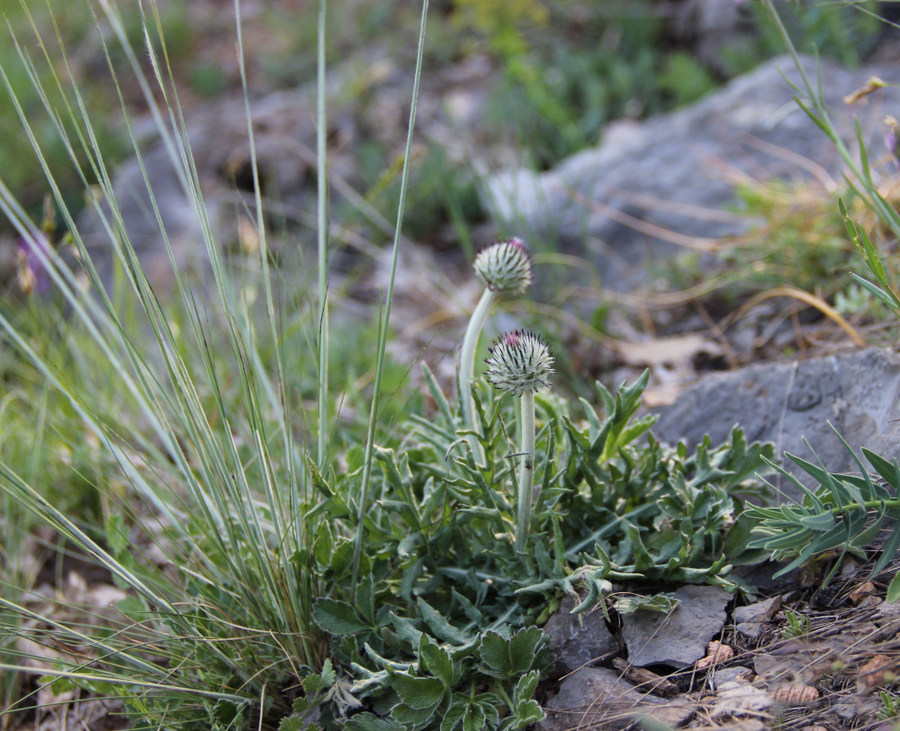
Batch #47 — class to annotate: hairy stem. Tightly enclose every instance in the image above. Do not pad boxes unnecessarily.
[459,287,495,464]
[515,390,535,552]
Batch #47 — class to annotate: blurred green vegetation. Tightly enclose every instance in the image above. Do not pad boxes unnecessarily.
[451,0,884,169]
[0,0,887,242]
[664,180,858,306]
[0,0,197,234]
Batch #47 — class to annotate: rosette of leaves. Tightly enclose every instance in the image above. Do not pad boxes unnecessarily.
[300,372,774,728]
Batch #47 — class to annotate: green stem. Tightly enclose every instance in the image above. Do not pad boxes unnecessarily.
[754,498,900,520]
[515,390,535,552]
[761,0,900,238]
[821,499,899,518]
[316,0,329,470]
[459,287,495,464]
[351,0,430,591]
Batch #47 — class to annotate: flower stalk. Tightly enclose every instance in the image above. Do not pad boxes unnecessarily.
[459,287,495,463]
[516,388,536,551]
[484,330,554,551]
[460,239,532,464]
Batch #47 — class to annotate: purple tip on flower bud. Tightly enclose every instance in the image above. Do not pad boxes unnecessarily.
[485,329,555,396]
[473,237,533,295]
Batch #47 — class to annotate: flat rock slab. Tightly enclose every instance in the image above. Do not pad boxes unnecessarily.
[483,55,900,290]
[542,596,619,674]
[653,347,900,500]
[621,584,730,668]
[538,666,694,731]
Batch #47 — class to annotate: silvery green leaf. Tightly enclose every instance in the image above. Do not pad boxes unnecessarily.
[862,448,900,492]
[389,671,446,710]
[417,597,473,646]
[418,635,454,688]
[312,599,371,636]
[390,701,441,727]
[477,627,547,680]
[345,713,403,731]
[613,593,678,615]
[798,512,836,531]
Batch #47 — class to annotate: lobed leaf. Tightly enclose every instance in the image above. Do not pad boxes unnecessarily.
[389,671,446,710]
[312,599,372,636]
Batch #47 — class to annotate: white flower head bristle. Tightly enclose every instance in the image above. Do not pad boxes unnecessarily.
[473,237,533,294]
[485,330,555,396]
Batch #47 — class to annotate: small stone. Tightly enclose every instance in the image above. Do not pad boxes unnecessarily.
[857,595,883,610]
[877,598,900,619]
[834,694,880,722]
[622,585,730,668]
[734,596,781,625]
[711,680,774,719]
[736,621,765,639]
[696,640,734,670]
[840,558,863,579]
[858,654,898,691]
[710,666,753,691]
[849,581,877,605]
[773,684,819,704]
[542,596,618,674]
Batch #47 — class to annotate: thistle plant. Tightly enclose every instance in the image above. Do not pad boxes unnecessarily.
[484,330,554,551]
[459,238,532,463]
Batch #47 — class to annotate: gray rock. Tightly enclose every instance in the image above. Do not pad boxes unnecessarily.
[78,139,221,293]
[877,599,900,620]
[734,596,781,625]
[542,595,619,674]
[538,666,693,731]
[654,347,900,499]
[710,665,754,691]
[734,596,781,639]
[483,55,900,290]
[621,584,730,668]
[77,88,326,292]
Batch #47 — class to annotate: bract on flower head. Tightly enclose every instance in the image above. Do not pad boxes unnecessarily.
[485,330,555,396]
[473,237,533,294]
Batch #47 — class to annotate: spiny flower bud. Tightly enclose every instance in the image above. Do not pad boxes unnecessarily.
[485,330,555,397]
[473,238,533,294]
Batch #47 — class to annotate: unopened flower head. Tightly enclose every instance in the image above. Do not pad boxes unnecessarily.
[473,238,533,294]
[485,330,555,396]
